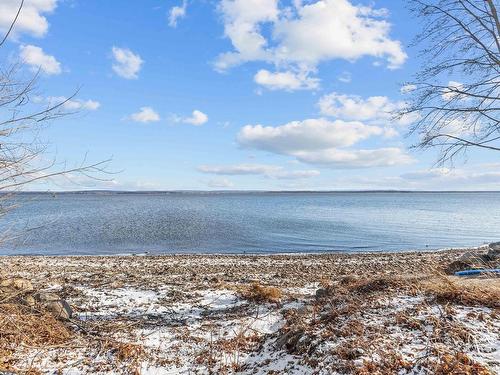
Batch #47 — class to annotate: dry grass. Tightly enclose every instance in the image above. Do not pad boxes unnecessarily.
[241,282,282,303]
[274,267,499,374]
[420,275,500,308]
[0,282,152,374]
[425,351,493,375]
[0,303,72,372]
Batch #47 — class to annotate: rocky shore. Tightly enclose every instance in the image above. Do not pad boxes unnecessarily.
[0,246,499,374]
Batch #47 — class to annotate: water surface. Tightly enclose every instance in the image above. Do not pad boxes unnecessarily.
[0,191,498,255]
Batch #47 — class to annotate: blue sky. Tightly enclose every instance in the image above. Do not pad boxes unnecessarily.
[1,0,499,191]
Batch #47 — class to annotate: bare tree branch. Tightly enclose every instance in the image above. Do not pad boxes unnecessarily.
[401,0,500,165]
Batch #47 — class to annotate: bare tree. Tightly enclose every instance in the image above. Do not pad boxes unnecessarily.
[400,0,500,165]
[0,0,111,195]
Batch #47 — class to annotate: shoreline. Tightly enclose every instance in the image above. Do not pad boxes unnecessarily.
[1,246,499,374]
[0,243,491,258]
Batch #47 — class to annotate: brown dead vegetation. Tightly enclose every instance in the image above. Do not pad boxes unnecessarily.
[0,284,73,373]
[420,275,500,309]
[241,282,282,303]
[0,280,150,374]
[0,249,498,374]
[274,266,498,374]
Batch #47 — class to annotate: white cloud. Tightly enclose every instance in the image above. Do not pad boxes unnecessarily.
[111,47,143,79]
[274,169,321,179]
[401,168,452,180]
[442,81,465,101]
[237,118,412,168]
[254,69,319,91]
[198,164,282,175]
[400,84,417,94]
[173,110,208,126]
[19,44,61,75]
[293,147,413,168]
[338,71,351,83]
[273,0,406,69]
[198,163,320,179]
[435,118,473,137]
[400,166,500,187]
[215,0,279,71]
[216,0,406,88]
[129,107,160,123]
[206,177,234,188]
[238,118,382,154]
[47,96,100,111]
[318,92,418,126]
[168,0,187,27]
[0,0,57,38]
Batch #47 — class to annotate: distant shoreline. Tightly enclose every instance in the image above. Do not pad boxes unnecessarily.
[4,189,500,194]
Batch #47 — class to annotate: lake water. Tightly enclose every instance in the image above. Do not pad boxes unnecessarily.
[0,191,498,255]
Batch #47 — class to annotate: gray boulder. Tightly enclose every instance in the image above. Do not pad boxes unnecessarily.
[486,242,500,261]
[46,300,73,320]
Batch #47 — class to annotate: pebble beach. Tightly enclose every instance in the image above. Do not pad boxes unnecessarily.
[0,247,499,374]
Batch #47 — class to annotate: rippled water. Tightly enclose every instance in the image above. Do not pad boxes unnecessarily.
[0,191,498,255]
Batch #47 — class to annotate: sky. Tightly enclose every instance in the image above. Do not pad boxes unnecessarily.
[1,0,499,191]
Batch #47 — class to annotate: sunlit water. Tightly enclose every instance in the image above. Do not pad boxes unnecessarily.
[0,191,498,255]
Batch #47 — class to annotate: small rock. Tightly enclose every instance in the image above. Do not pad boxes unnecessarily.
[315,287,333,299]
[109,281,124,289]
[0,278,34,291]
[46,300,72,320]
[24,295,36,307]
[276,328,312,354]
[35,292,61,302]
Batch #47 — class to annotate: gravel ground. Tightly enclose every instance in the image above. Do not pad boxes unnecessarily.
[0,247,499,374]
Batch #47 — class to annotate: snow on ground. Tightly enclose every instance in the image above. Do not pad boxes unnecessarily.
[2,250,498,374]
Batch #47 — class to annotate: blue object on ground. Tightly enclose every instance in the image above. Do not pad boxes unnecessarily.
[455,269,500,276]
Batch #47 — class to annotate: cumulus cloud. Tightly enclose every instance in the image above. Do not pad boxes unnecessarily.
[19,44,61,75]
[273,0,406,69]
[46,96,100,111]
[168,0,187,27]
[237,118,413,168]
[254,69,319,91]
[238,118,382,153]
[215,0,279,71]
[442,81,465,101]
[293,147,413,168]
[216,0,406,89]
[173,110,208,126]
[0,0,57,38]
[129,107,160,123]
[111,47,143,79]
[199,164,282,175]
[400,84,417,94]
[206,177,234,188]
[198,163,320,179]
[318,92,418,127]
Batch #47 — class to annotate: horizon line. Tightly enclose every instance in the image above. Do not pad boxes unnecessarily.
[7,189,500,194]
